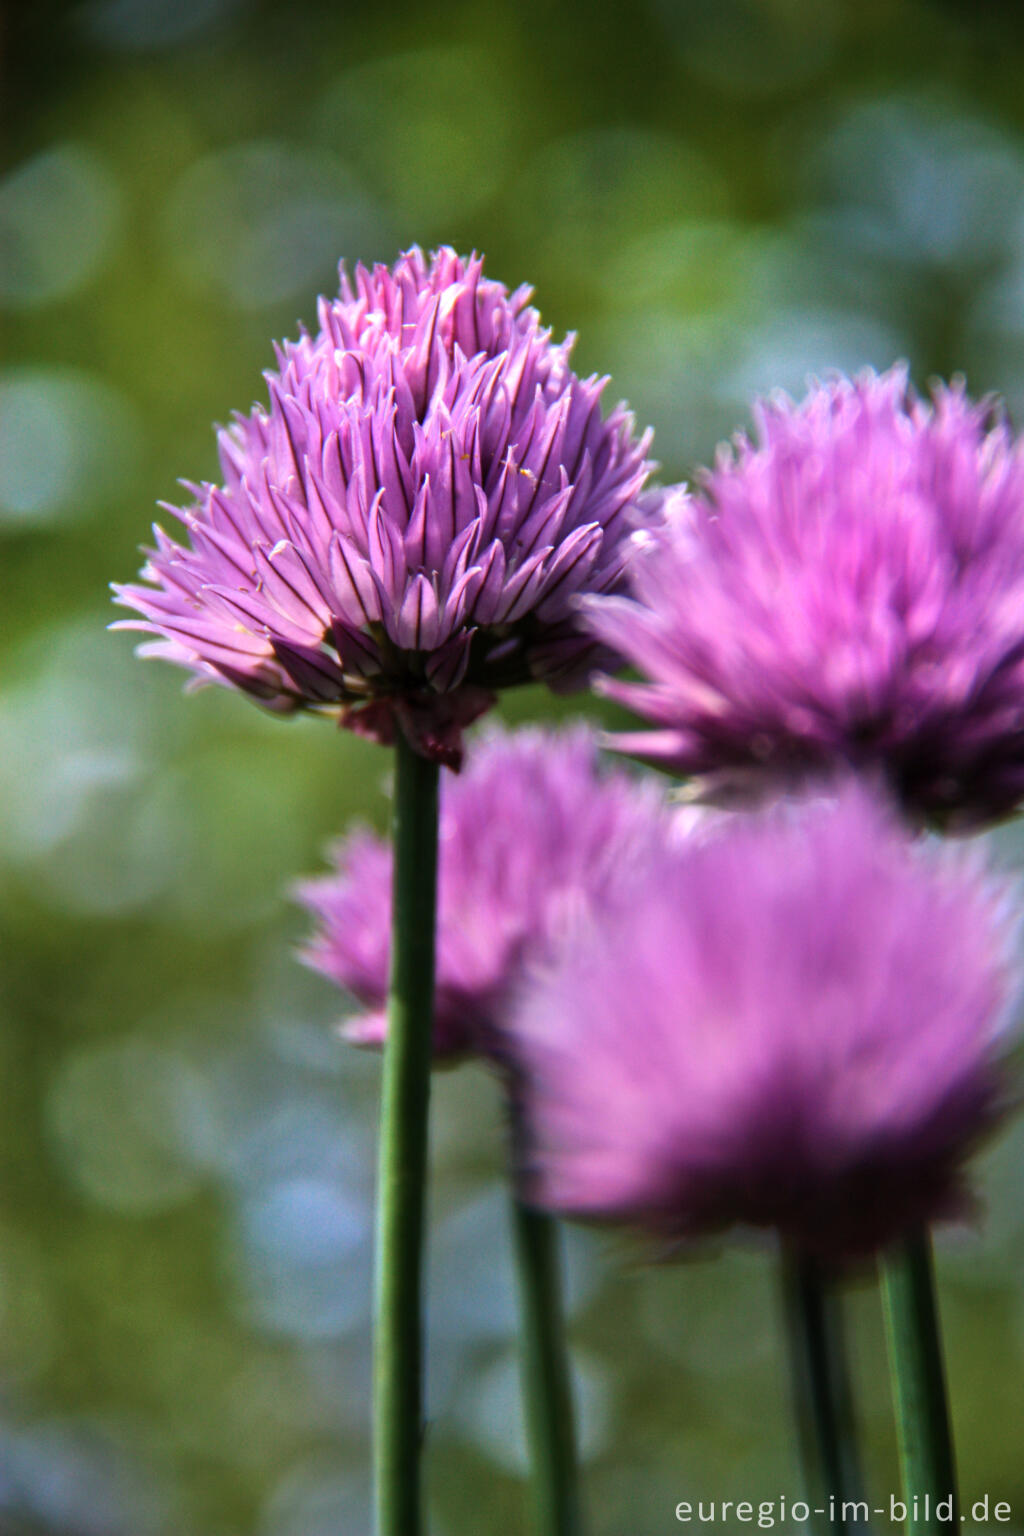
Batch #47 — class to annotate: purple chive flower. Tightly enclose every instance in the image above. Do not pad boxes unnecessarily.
[295,723,673,1058]
[513,783,1019,1260]
[114,247,652,766]
[589,366,1024,827]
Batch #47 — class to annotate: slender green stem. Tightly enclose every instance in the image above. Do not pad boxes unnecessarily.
[881,1230,957,1536]
[374,734,440,1536]
[782,1247,868,1535]
[511,1197,584,1536]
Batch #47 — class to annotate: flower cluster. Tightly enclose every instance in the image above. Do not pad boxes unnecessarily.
[297,723,673,1058]
[112,228,1024,1531]
[512,784,1018,1258]
[117,243,1024,1270]
[114,247,651,766]
[589,368,1024,827]
[284,342,1024,1259]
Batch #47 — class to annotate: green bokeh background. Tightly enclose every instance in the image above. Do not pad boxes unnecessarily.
[3,1,1024,1531]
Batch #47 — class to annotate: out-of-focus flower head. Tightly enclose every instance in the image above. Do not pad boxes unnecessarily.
[589,366,1024,827]
[295,723,674,1058]
[114,247,652,766]
[513,783,1019,1259]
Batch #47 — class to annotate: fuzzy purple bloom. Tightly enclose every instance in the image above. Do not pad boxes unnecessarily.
[513,783,1019,1259]
[296,723,673,1058]
[114,247,652,766]
[590,366,1024,827]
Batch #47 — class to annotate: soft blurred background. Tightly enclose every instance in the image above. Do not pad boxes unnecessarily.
[3,0,1024,1531]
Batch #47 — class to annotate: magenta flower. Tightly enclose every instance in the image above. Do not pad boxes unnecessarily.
[296,723,673,1057]
[114,247,652,766]
[589,367,1024,826]
[513,784,1019,1259]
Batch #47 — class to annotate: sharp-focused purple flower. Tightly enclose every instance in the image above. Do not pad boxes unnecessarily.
[513,784,1019,1259]
[589,367,1024,826]
[296,723,673,1057]
[114,247,652,766]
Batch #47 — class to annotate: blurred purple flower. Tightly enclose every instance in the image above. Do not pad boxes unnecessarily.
[513,783,1019,1259]
[295,723,673,1058]
[590,366,1024,826]
[114,247,652,766]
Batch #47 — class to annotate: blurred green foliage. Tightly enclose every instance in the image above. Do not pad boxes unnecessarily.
[4,1,1024,1531]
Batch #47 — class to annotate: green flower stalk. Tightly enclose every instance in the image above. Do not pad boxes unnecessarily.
[783,1248,867,1536]
[375,737,439,1536]
[882,1232,957,1536]
[512,1200,583,1536]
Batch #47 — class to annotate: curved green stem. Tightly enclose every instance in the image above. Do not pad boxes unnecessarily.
[782,1247,868,1535]
[511,1198,584,1536]
[374,734,440,1536]
[881,1230,957,1536]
